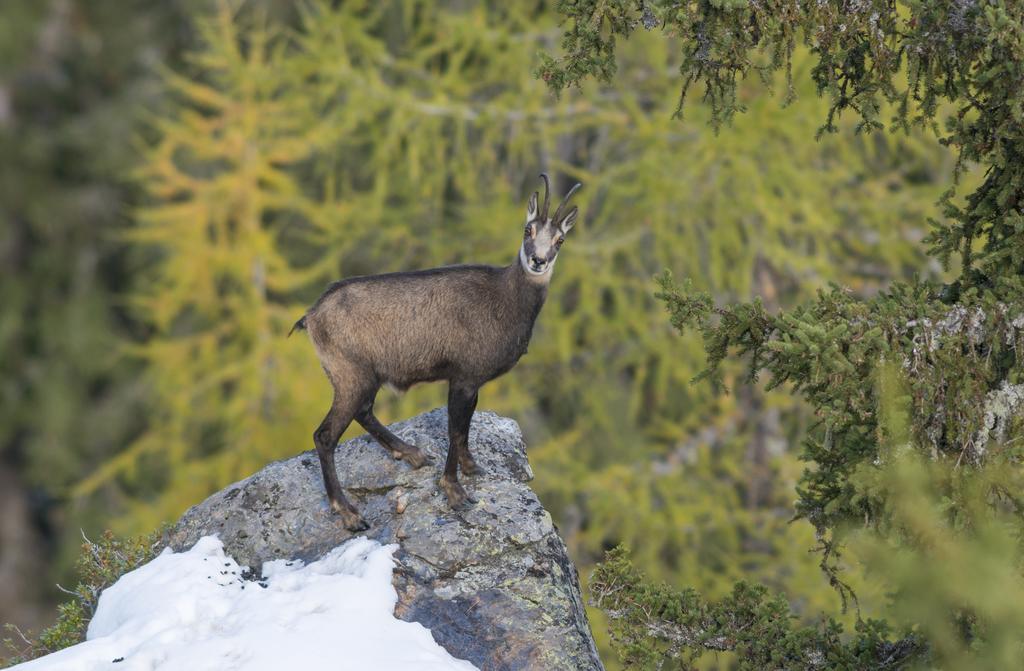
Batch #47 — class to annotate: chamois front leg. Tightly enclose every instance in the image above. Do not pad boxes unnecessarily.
[314,393,369,532]
[451,384,480,475]
[441,383,479,507]
[355,397,431,468]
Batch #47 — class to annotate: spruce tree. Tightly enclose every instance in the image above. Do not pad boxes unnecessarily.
[542,0,1024,667]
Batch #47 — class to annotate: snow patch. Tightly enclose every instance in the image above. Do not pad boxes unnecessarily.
[13,536,478,671]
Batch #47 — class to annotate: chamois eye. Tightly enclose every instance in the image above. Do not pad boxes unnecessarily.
[557,236,564,245]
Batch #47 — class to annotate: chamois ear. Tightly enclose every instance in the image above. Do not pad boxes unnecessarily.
[559,205,579,233]
[527,191,539,222]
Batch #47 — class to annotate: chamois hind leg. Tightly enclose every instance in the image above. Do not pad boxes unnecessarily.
[314,389,368,532]
[355,396,431,468]
[441,383,479,507]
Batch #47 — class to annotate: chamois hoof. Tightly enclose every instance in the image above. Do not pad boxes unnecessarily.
[342,514,370,532]
[439,477,477,508]
[394,447,431,469]
[331,500,370,531]
[459,454,480,476]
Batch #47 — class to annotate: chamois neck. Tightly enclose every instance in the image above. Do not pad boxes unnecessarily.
[506,251,550,308]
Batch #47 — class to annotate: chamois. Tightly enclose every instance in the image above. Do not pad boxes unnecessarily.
[292,175,581,530]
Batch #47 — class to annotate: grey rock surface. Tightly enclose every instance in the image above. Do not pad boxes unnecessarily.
[167,409,604,671]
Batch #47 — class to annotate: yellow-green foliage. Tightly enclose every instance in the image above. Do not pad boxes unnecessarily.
[847,365,1024,668]
[849,443,1024,669]
[72,0,959,663]
[588,365,1024,669]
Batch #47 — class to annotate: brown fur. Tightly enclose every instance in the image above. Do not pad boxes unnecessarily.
[295,177,579,530]
[305,265,545,392]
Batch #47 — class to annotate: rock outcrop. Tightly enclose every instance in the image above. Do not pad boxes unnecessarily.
[167,409,604,671]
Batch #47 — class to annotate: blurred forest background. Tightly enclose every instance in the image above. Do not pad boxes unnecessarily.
[0,0,972,665]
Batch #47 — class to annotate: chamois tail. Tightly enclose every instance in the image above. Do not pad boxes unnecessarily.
[287,315,308,338]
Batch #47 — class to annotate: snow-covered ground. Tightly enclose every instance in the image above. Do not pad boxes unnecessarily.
[13,536,478,671]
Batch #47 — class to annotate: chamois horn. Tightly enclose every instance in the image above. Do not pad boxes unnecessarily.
[552,182,582,225]
[538,173,551,221]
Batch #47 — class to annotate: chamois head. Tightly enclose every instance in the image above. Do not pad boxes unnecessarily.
[520,173,581,277]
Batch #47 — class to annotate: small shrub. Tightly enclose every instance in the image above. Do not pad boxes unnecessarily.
[2,529,164,667]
